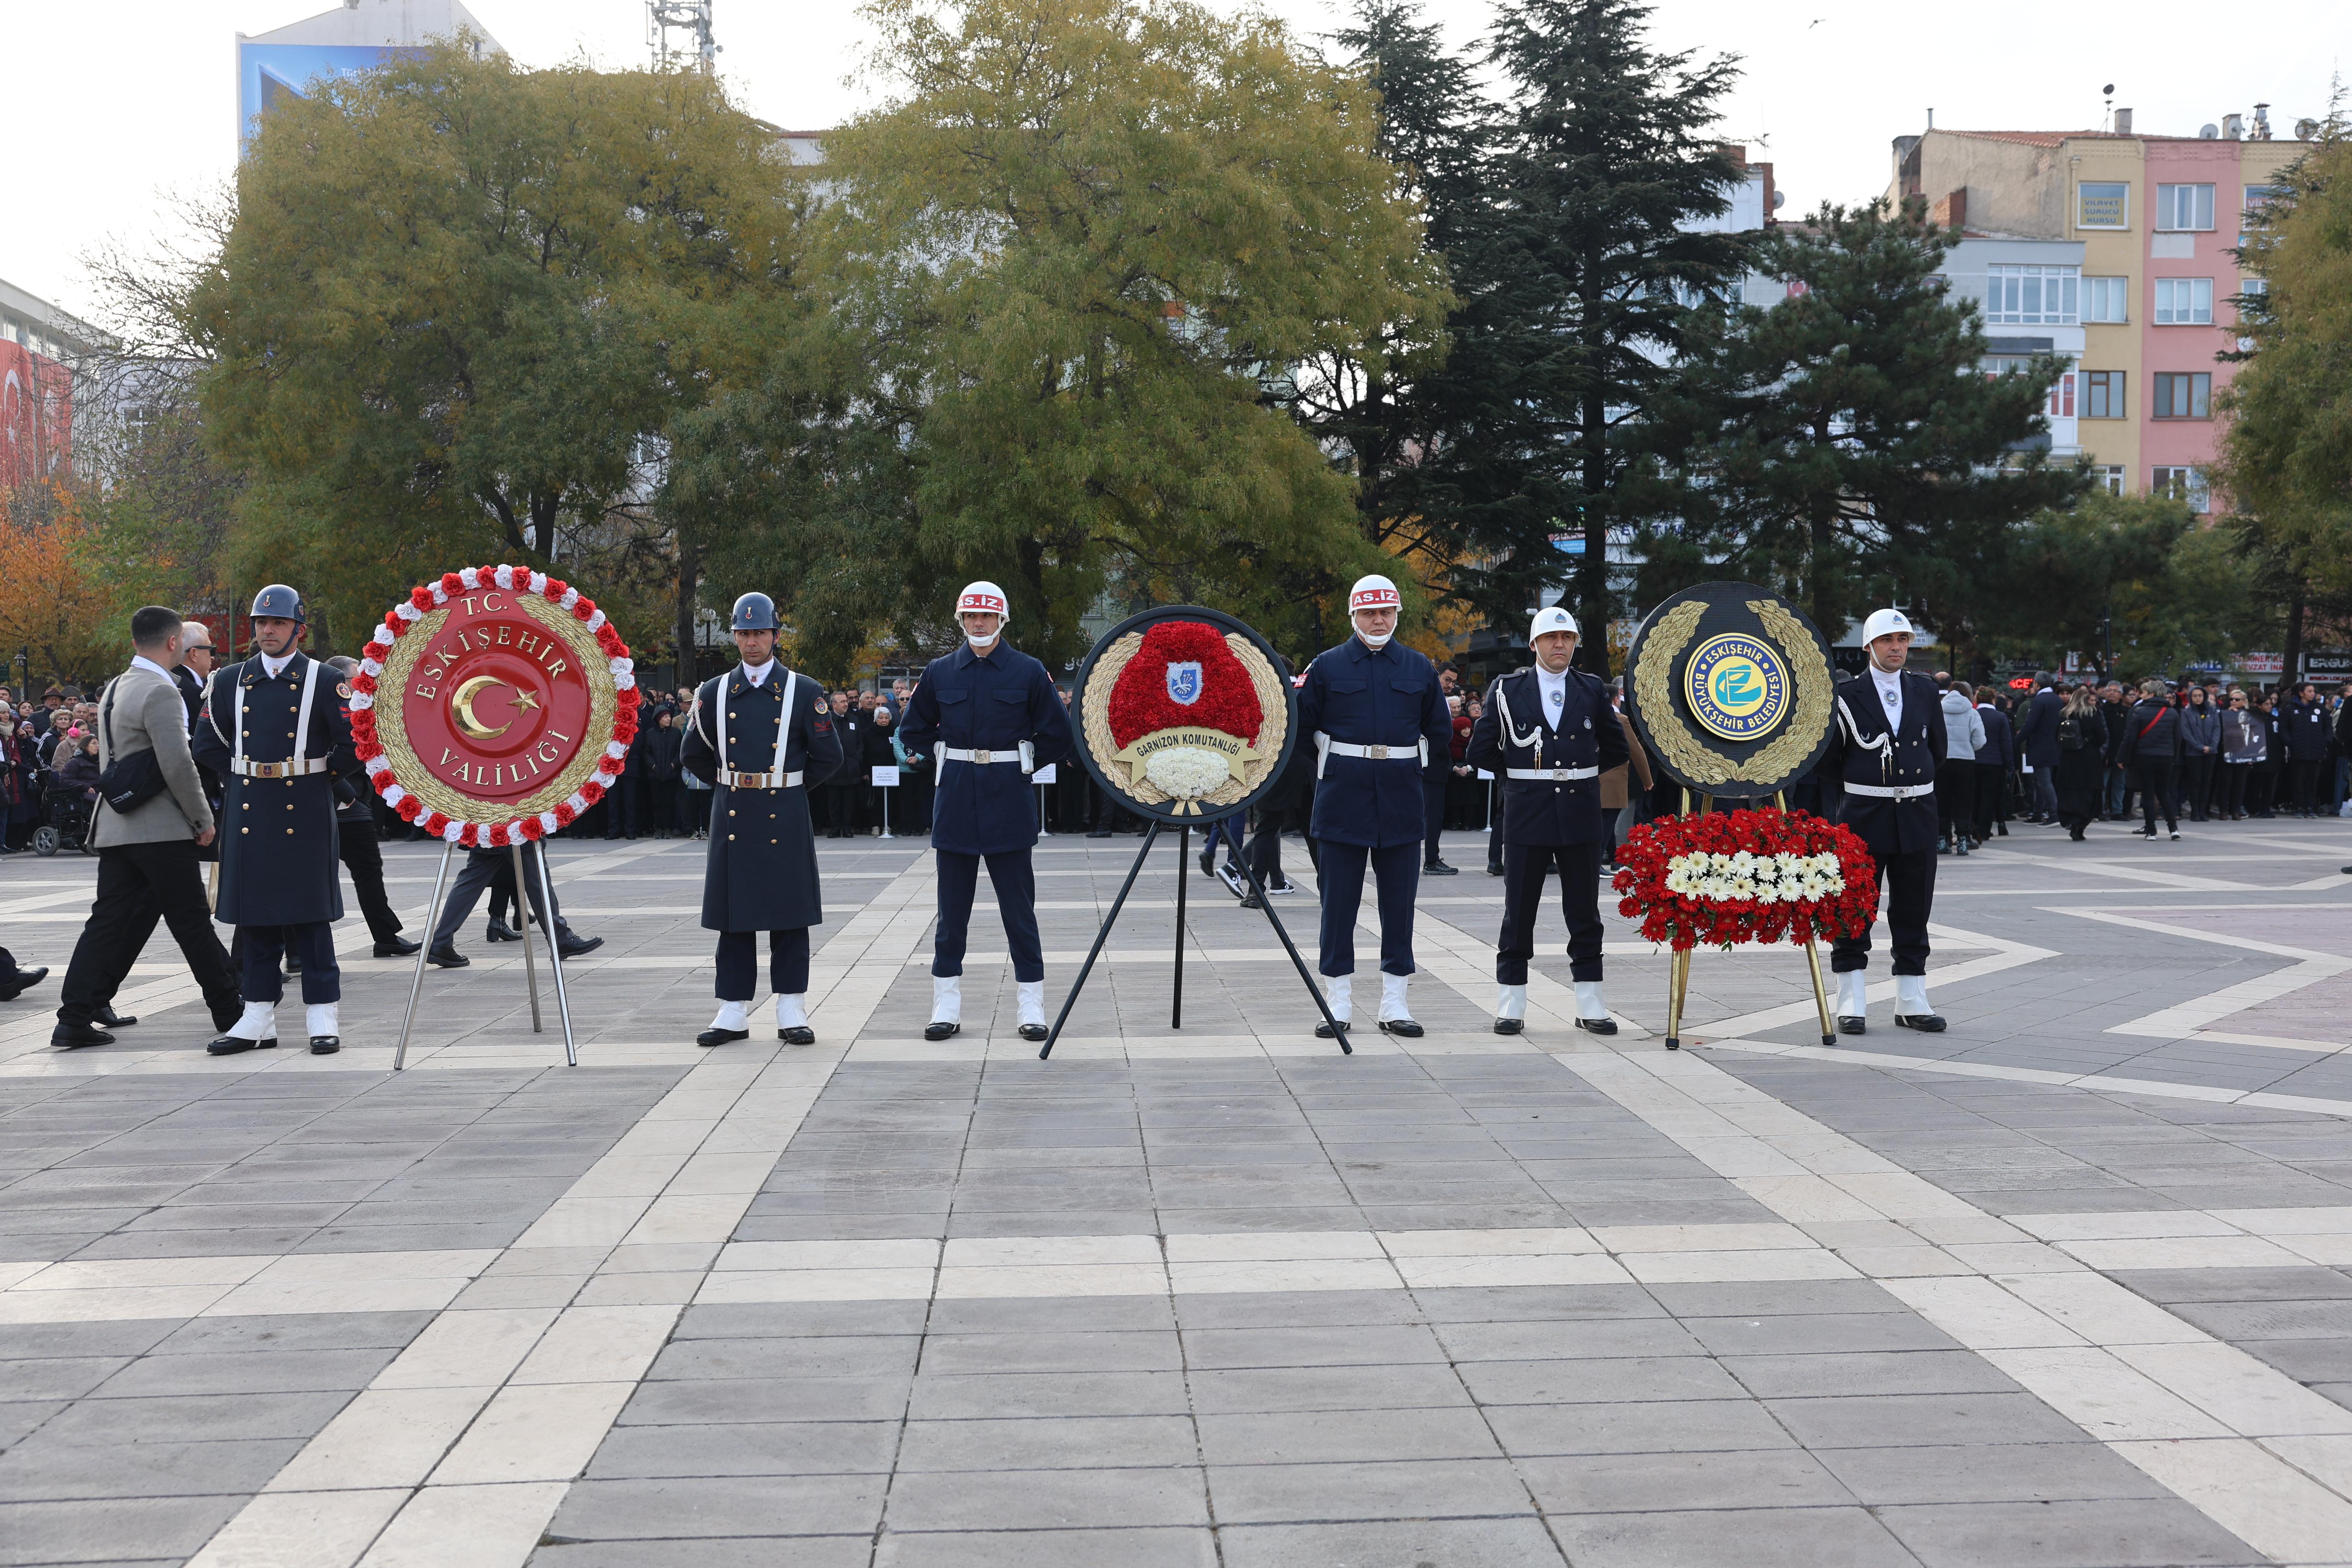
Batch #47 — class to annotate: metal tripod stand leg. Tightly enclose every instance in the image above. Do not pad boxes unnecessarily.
[1040,823,1160,1059]
[394,842,456,1072]
[532,842,579,1066]
[511,843,543,1032]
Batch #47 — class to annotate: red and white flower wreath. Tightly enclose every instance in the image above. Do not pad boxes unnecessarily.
[344,564,639,851]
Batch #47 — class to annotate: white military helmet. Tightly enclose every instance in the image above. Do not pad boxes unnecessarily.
[1529,604,1579,642]
[1861,608,1915,642]
[957,581,1010,621]
[1348,574,1402,615]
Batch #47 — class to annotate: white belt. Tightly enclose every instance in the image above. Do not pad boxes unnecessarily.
[718,768,802,790]
[232,758,328,779]
[941,744,1034,773]
[1844,781,1931,799]
[1323,739,1426,762]
[1506,766,1597,781]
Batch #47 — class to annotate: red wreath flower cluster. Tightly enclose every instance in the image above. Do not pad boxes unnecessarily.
[1106,620,1264,748]
[349,565,635,850]
[1610,808,1877,951]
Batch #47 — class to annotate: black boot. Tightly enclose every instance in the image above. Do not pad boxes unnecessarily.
[427,944,470,969]
[375,935,422,958]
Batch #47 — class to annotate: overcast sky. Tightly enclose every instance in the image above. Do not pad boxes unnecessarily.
[9,0,2343,325]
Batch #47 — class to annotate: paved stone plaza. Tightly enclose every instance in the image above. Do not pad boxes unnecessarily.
[4,818,2352,1567]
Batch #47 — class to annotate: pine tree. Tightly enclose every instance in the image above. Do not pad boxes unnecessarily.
[1651,200,2090,653]
[1447,0,1751,674]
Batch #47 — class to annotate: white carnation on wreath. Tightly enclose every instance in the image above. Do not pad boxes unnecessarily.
[1144,746,1231,799]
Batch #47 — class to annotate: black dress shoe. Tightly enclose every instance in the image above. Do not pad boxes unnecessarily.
[426,944,470,969]
[1378,1017,1424,1038]
[51,1021,113,1049]
[310,1037,340,1055]
[556,933,604,959]
[1315,1019,1351,1038]
[778,1027,815,1046]
[924,1021,961,1041]
[486,918,520,942]
[285,957,302,976]
[1493,1017,1525,1035]
[1086,829,1114,839]
[697,1027,748,1047]
[1894,1012,1948,1033]
[1485,863,1504,877]
[1423,860,1459,876]
[1837,1015,1866,1035]
[206,1035,274,1055]
[95,1004,136,1028]
[1574,1015,1618,1035]
[1018,1023,1049,1042]
[375,936,422,958]
[0,965,51,1001]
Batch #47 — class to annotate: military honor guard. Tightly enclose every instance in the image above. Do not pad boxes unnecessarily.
[1821,608,1949,1033]
[1295,574,1453,1037]
[1466,605,1630,1034]
[189,586,359,1055]
[678,592,845,1047]
[896,581,1074,1042]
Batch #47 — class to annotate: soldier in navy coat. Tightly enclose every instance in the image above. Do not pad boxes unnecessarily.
[896,581,1075,1041]
[678,592,844,1047]
[1820,608,1949,1034]
[1466,605,1629,1035]
[1295,574,1454,1037]
[190,586,358,1055]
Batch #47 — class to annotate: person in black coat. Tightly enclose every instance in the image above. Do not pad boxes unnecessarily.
[678,592,844,1046]
[641,711,683,836]
[864,703,904,834]
[1819,609,1947,1034]
[2118,678,2185,839]
[2013,674,2062,823]
[1465,605,1628,1036]
[2280,682,2332,818]
[2054,684,2106,839]
[188,585,359,1055]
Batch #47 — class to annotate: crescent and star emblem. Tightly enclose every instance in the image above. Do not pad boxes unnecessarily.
[451,676,540,741]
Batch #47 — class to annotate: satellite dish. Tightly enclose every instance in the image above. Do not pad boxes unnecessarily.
[1772,191,1787,210]
[2199,124,2220,139]
[2102,83,2115,96]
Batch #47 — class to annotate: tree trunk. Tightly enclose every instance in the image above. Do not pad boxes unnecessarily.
[1578,388,1611,678]
[673,537,700,692]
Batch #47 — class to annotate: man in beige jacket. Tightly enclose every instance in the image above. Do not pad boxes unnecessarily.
[52,607,242,1050]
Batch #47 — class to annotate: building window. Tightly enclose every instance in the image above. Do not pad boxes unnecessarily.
[2078,181,2130,229]
[2154,183,2216,231]
[1983,265,2079,325]
[2083,371,2126,418]
[2243,184,2291,223]
[2154,277,2214,324]
[2092,465,2126,495]
[2153,466,2211,513]
[2083,276,2130,323]
[2152,372,2211,419]
[2047,372,2076,418]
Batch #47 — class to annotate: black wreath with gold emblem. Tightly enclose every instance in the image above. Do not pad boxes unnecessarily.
[1622,582,1837,797]
[1070,605,1300,825]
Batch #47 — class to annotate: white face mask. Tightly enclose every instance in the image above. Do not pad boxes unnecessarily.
[1352,617,1393,650]
[967,632,997,650]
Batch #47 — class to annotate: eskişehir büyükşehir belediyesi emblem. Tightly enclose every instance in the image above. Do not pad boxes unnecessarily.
[1684,631,1790,742]
[1076,612,1293,818]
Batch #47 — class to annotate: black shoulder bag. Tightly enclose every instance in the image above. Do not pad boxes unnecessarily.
[96,677,171,815]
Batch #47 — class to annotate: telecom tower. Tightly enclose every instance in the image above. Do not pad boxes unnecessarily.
[648,0,716,73]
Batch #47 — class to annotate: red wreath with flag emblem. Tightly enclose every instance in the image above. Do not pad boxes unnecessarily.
[1102,621,1267,809]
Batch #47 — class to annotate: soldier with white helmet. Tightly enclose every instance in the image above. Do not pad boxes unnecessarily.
[1465,604,1629,1034]
[678,592,845,1047]
[1294,574,1454,1037]
[897,581,1075,1041]
[1821,607,1949,1034]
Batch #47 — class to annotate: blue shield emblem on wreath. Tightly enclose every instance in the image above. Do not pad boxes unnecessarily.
[1165,662,1203,705]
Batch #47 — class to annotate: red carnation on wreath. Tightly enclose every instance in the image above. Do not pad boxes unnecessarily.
[396,795,423,821]
[543,578,570,601]
[554,804,576,827]
[571,597,597,621]
[580,780,605,805]
[1609,807,1876,952]
[422,812,449,836]
[520,817,545,840]
[1102,620,1267,811]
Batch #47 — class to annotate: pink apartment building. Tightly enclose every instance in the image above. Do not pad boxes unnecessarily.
[1889,108,2313,509]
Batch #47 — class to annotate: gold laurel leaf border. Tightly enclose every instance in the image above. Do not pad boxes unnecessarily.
[375,592,616,823]
[1631,595,1832,792]
[1077,625,1289,812]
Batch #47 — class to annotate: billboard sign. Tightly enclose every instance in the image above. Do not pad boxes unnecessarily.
[238,42,424,142]
[0,340,73,491]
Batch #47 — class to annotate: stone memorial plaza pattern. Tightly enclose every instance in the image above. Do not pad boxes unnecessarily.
[2,819,2352,1567]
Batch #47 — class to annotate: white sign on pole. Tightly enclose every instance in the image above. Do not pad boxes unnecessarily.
[1033,763,1058,784]
[871,765,900,788]
[1475,769,1494,780]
